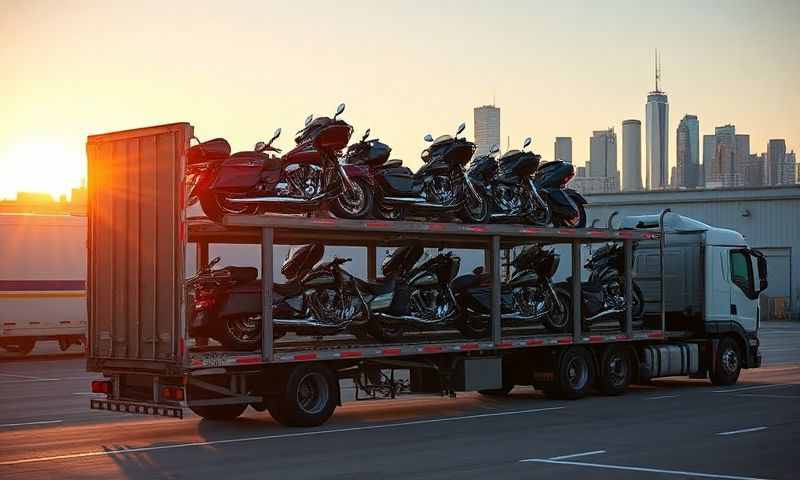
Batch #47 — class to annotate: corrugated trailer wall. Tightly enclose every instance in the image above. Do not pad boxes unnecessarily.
[86,123,192,366]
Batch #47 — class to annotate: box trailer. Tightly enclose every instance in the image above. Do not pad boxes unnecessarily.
[0,213,87,355]
[85,123,766,426]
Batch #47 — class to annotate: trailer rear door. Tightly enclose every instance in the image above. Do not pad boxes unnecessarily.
[86,123,192,367]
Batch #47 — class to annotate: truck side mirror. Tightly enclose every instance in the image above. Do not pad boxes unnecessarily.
[757,256,768,292]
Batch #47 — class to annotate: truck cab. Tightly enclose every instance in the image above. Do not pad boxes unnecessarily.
[623,214,768,375]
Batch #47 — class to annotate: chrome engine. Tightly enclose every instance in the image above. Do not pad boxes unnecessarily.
[410,287,456,323]
[275,163,324,198]
[512,286,548,318]
[307,288,363,328]
[424,175,459,206]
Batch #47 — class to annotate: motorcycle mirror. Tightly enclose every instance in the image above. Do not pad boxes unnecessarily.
[208,257,221,269]
[304,114,313,127]
[490,144,500,154]
[268,128,282,144]
[424,133,434,142]
[523,137,532,149]
[334,103,346,119]
[362,128,370,142]
[254,141,267,152]
[456,122,466,136]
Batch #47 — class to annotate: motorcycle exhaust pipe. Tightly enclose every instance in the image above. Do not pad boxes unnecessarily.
[374,311,457,327]
[227,193,326,204]
[383,197,463,209]
[584,307,625,322]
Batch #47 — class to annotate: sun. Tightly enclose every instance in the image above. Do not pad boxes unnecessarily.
[0,140,85,200]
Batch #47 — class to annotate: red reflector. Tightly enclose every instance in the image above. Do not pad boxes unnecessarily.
[382,348,402,355]
[527,339,544,346]
[235,356,261,364]
[422,346,443,353]
[589,336,604,343]
[174,388,185,401]
[339,351,362,358]
[460,343,480,350]
[161,386,185,401]
[648,331,663,338]
[91,380,111,394]
[498,342,513,348]
[557,337,573,344]
[616,335,629,341]
[294,353,318,361]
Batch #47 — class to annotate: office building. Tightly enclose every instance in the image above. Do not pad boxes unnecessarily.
[645,52,669,189]
[589,128,618,178]
[767,139,787,185]
[473,105,500,156]
[675,115,700,188]
[554,137,572,163]
[622,119,642,191]
[702,134,716,185]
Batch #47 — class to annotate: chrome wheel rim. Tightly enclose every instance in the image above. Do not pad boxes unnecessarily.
[296,372,329,414]
[721,347,739,374]
[607,354,628,387]
[338,181,367,216]
[566,356,589,390]
[225,315,260,345]
[465,194,487,222]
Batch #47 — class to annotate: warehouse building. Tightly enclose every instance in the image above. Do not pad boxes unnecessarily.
[584,186,800,320]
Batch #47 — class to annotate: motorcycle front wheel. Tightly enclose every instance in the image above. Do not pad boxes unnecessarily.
[331,178,374,219]
[542,288,572,333]
[554,203,587,228]
[459,192,489,224]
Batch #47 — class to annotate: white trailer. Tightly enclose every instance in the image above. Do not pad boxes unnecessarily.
[0,213,87,355]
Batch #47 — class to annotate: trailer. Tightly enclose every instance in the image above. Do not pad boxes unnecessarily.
[85,123,766,427]
[0,213,87,355]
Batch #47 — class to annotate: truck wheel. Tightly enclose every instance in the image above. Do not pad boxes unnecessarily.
[1,338,35,356]
[596,346,632,395]
[190,404,247,421]
[268,364,338,427]
[710,337,742,386]
[542,347,594,400]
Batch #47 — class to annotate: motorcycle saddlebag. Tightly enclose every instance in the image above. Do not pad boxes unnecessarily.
[218,281,262,318]
[378,167,415,196]
[211,151,270,193]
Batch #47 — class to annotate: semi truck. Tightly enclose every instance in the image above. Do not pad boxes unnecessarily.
[0,213,87,355]
[85,123,767,427]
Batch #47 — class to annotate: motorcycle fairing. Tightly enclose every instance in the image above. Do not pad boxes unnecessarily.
[540,187,579,219]
[498,151,541,178]
[467,155,498,186]
[565,188,587,205]
[534,160,574,189]
[211,151,270,193]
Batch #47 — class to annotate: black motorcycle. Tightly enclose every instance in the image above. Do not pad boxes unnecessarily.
[358,246,463,341]
[559,242,644,330]
[191,104,363,222]
[367,123,489,223]
[467,138,587,227]
[452,244,572,338]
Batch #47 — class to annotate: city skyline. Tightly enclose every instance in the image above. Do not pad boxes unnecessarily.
[2,1,799,199]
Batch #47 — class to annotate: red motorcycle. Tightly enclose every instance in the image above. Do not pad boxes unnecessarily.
[187,104,372,222]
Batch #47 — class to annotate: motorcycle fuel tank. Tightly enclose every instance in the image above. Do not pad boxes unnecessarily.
[302,270,337,289]
[409,271,439,288]
[507,269,540,289]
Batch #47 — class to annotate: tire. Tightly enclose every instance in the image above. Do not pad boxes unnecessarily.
[198,189,256,223]
[542,288,572,333]
[331,178,374,219]
[710,336,742,386]
[596,346,633,395]
[374,202,406,221]
[190,404,247,421]
[267,364,338,427]
[455,308,489,339]
[555,202,587,228]
[541,347,594,400]
[215,314,261,350]
[459,190,489,224]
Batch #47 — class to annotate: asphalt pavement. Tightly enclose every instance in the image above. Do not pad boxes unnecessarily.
[0,322,798,479]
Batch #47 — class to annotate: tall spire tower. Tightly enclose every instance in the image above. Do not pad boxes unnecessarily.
[645,50,669,189]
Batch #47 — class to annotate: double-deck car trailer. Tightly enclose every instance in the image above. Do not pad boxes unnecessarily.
[85,123,765,427]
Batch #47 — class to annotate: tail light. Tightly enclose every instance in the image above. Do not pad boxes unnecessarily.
[560,171,575,188]
[194,293,216,311]
[161,386,185,402]
[91,380,112,394]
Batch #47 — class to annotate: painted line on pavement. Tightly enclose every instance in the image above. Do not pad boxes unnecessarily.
[758,348,798,352]
[712,384,792,394]
[549,450,606,460]
[717,426,768,436]
[0,420,63,428]
[519,458,772,480]
[733,393,800,400]
[0,372,45,379]
[0,406,565,466]
[0,375,98,385]
[647,394,680,400]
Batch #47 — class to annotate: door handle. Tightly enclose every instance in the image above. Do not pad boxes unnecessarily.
[730,304,737,315]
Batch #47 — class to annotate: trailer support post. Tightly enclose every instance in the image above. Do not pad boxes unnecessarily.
[367,242,377,282]
[490,236,502,344]
[197,241,209,271]
[571,239,582,340]
[659,209,671,333]
[624,238,633,337]
[261,227,274,362]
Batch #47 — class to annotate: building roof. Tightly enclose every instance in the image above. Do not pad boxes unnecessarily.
[586,185,800,206]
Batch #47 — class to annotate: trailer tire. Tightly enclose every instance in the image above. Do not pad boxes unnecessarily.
[190,404,247,421]
[542,347,594,400]
[268,364,338,427]
[710,336,742,386]
[596,346,632,395]
[0,338,35,356]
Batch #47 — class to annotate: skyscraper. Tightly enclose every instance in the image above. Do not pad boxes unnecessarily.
[622,119,642,191]
[675,115,699,188]
[702,134,716,186]
[645,51,669,189]
[554,137,572,163]
[767,139,787,185]
[473,105,500,156]
[735,134,750,180]
[589,128,618,178]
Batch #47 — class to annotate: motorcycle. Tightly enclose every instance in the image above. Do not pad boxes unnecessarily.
[188,244,328,349]
[466,138,587,227]
[361,123,489,222]
[451,244,572,338]
[358,245,463,341]
[332,128,394,219]
[189,103,368,222]
[558,242,644,330]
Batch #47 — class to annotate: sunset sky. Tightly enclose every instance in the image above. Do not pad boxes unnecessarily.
[1,0,798,199]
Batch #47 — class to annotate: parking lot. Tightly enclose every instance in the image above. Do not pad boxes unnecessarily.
[1,322,798,480]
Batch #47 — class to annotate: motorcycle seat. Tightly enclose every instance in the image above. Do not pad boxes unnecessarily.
[273,281,302,297]
[451,273,487,292]
[356,277,396,296]
[380,159,403,169]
